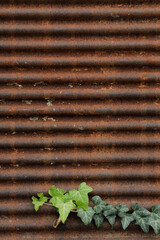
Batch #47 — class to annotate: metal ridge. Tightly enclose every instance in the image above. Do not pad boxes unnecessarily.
[0,71,160,83]
[1,55,160,67]
[0,87,160,99]
[0,6,160,19]
[1,38,160,51]
[0,148,159,165]
[0,103,160,116]
[0,22,159,36]
[0,119,160,131]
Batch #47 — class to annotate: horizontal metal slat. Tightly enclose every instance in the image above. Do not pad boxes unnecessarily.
[0,39,160,51]
[0,22,159,36]
[0,103,159,116]
[0,133,159,148]
[0,119,160,132]
[1,166,159,181]
[0,87,160,99]
[0,71,160,83]
[0,148,159,165]
[0,55,160,68]
[0,6,159,19]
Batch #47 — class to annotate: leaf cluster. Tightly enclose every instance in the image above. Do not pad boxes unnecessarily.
[32,182,93,224]
[77,198,160,234]
[77,196,133,230]
[32,183,160,234]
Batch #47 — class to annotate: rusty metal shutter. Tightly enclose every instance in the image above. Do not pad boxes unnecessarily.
[0,1,160,239]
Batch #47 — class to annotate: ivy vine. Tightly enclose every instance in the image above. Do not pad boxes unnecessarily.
[32,182,160,234]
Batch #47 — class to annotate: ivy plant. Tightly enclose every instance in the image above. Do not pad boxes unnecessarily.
[32,182,160,233]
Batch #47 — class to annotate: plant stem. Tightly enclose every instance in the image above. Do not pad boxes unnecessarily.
[44,203,53,207]
[71,209,77,212]
[53,216,61,228]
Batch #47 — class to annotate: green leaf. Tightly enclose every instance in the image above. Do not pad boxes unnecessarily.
[116,203,129,218]
[131,203,151,217]
[52,197,76,223]
[32,193,48,212]
[103,204,117,216]
[103,204,117,228]
[49,186,66,206]
[147,212,160,234]
[79,182,93,192]
[49,197,57,206]
[121,214,134,230]
[151,205,160,216]
[132,203,150,233]
[106,215,116,228]
[92,196,106,214]
[64,193,72,202]
[94,204,106,214]
[77,206,95,225]
[134,209,151,218]
[91,196,106,206]
[93,213,104,228]
[69,182,93,210]
[131,203,140,211]
[116,203,129,214]
[50,193,72,205]
[133,212,149,233]
[48,185,66,198]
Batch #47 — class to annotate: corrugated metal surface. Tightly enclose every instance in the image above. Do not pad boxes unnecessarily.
[0,1,160,239]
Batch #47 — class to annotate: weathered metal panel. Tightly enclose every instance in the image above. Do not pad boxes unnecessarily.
[0,1,160,239]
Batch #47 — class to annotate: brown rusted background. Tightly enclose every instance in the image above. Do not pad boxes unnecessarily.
[0,0,160,239]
